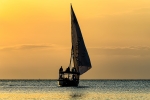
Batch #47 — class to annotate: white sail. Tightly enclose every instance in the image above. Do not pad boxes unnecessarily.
[71,5,92,75]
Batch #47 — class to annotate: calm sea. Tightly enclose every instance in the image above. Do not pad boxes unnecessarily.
[0,80,149,100]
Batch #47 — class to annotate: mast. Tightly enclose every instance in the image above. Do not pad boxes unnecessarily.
[70,5,92,75]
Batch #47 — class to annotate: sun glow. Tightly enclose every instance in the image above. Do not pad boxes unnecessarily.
[0,0,150,79]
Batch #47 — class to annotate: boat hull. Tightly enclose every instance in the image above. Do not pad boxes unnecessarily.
[58,79,79,86]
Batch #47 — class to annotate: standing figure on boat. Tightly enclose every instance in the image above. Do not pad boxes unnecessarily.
[66,67,70,72]
[59,66,63,73]
[72,67,76,72]
[59,66,63,79]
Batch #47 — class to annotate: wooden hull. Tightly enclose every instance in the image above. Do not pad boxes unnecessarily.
[58,79,79,87]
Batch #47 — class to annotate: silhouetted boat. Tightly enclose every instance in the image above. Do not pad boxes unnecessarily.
[58,4,92,87]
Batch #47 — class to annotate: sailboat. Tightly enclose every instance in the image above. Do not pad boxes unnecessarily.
[58,4,92,86]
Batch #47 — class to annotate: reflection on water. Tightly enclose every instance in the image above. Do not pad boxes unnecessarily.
[0,92,150,100]
[0,80,150,100]
[69,93,85,99]
[68,87,87,100]
[76,86,89,88]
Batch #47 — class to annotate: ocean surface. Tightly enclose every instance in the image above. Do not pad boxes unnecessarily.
[0,80,150,100]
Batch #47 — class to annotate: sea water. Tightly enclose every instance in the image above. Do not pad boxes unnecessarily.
[0,80,149,100]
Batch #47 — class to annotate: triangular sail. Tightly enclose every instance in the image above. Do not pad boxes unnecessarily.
[71,5,92,75]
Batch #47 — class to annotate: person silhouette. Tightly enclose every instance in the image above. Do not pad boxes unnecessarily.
[59,66,63,72]
[72,67,76,72]
[66,67,70,72]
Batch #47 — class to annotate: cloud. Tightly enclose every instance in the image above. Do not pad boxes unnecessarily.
[86,46,150,79]
[89,46,150,56]
[18,44,53,49]
[2,45,149,56]
[0,44,55,51]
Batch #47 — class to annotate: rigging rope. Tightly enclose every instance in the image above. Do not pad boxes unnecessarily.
[69,46,73,68]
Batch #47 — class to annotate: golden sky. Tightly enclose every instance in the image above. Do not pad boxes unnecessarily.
[0,0,150,79]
